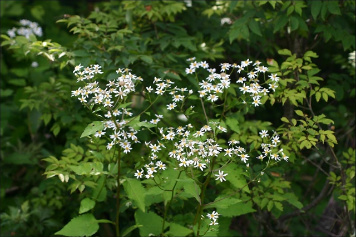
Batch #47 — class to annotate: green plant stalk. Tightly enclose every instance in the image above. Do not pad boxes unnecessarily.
[161,170,183,235]
[193,155,217,237]
[116,148,121,237]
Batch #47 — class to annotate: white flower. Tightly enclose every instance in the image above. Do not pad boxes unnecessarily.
[259,130,268,138]
[348,51,355,67]
[239,153,249,163]
[215,170,228,182]
[207,211,219,220]
[268,74,280,82]
[134,169,144,179]
[221,17,232,25]
[167,102,177,110]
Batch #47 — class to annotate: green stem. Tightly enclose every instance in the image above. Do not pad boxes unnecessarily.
[116,148,121,237]
[126,96,159,124]
[161,170,183,235]
[193,156,217,237]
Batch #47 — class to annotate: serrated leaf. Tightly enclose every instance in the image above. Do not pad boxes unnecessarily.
[226,117,240,133]
[278,49,292,56]
[55,213,99,236]
[181,179,201,203]
[167,223,193,237]
[123,178,146,212]
[281,117,289,123]
[135,209,166,236]
[300,140,311,149]
[79,198,96,214]
[295,110,304,117]
[261,198,269,209]
[206,197,242,209]
[81,121,104,138]
[218,201,255,217]
[322,92,328,102]
[315,91,321,102]
[224,163,249,193]
[283,193,303,209]
[304,51,318,58]
[274,201,283,211]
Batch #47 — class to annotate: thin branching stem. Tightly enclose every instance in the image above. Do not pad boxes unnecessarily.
[161,170,183,235]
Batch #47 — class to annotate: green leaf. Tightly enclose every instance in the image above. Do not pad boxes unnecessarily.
[295,110,304,117]
[92,176,107,202]
[205,197,241,209]
[217,201,255,217]
[8,79,26,86]
[122,224,143,237]
[123,178,146,212]
[274,201,283,211]
[140,55,153,64]
[261,198,269,209]
[267,200,274,211]
[30,5,45,21]
[181,179,201,203]
[248,19,262,36]
[0,89,13,97]
[126,116,141,130]
[311,1,322,20]
[304,51,318,58]
[55,213,99,236]
[79,198,96,214]
[315,91,321,102]
[273,15,288,33]
[226,117,240,133]
[278,49,292,56]
[327,1,341,15]
[167,223,193,237]
[80,121,104,138]
[41,113,52,126]
[224,163,249,193]
[300,140,311,149]
[135,210,166,236]
[283,193,303,209]
[281,117,289,123]
[322,92,328,102]
[290,16,299,31]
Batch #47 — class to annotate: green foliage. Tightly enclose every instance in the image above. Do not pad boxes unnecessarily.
[55,213,99,236]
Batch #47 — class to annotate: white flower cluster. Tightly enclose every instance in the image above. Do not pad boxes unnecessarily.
[145,76,192,113]
[135,122,230,180]
[186,58,280,107]
[257,130,288,161]
[349,51,355,68]
[71,64,143,152]
[7,19,43,39]
[206,211,219,225]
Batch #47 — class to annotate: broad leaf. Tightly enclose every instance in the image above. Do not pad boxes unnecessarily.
[80,121,104,138]
[55,213,99,236]
[79,198,96,214]
[123,178,146,212]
